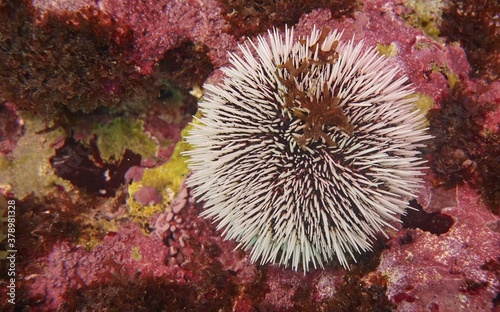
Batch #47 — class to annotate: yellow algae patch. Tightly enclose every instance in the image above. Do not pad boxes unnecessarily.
[377,43,398,57]
[127,125,192,222]
[131,246,142,261]
[94,118,158,163]
[0,112,73,199]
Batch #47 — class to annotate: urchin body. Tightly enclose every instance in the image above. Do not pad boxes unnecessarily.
[185,27,430,271]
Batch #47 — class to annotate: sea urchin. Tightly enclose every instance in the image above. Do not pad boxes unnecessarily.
[185,26,430,271]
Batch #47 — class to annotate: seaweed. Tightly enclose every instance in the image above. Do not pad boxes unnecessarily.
[440,0,500,81]
[427,83,500,213]
[277,27,353,147]
[219,0,361,38]
[320,239,395,311]
[0,0,148,116]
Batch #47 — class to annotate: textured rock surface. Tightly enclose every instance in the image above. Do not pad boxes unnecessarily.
[0,0,499,310]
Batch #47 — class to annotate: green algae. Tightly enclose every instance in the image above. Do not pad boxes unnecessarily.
[431,63,460,89]
[94,118,157,163]
[410,93,435,127]
[131,246,142,261]
[377,43,398,57]
[403,0,445,40]
[0,113,73,199]
[127,125,191,221]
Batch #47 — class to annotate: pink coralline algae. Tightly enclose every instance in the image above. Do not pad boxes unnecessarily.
[23,183,261,311]
[1,0,499,310]
[133,186,163,206]
[380,184,500,311]
[25,224,171,310]
[32,0,237,73]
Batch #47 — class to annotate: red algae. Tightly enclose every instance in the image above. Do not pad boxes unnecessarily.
[1,0,499,310]
[379,184,500,311]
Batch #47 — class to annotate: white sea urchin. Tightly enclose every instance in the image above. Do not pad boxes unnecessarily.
[184,26,430,271]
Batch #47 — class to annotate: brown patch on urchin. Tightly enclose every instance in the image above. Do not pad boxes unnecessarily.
[292,83,353,147]
[278,27,353,147]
